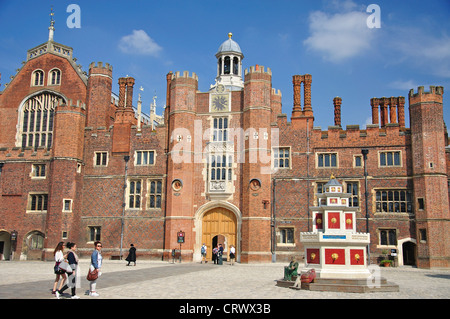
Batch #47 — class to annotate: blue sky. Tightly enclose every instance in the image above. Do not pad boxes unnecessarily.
[1,0,450,130]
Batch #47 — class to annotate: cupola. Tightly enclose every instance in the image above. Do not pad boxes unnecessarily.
[211,33,244,91]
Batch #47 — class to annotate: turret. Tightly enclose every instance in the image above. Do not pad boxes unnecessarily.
[409,85,449,268]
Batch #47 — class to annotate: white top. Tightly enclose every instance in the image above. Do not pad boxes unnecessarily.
[55,250,64,262]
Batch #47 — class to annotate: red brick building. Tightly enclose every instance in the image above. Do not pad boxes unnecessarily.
[0,26,449,268]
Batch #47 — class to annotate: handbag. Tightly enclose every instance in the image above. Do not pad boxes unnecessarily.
[54,262,63,274]
[87,268,98,281]
[58,260,72,273]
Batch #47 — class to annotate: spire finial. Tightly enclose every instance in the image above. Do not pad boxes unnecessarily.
[48,7,55,41]
[228,32,233,39]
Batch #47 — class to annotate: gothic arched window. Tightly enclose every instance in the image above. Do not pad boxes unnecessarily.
[18,92,64,149]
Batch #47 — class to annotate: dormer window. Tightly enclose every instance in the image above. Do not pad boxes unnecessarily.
[49,69,61,85]
[32,70,44,86]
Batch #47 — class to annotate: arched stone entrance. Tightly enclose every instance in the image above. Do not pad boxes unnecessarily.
[21,230,45,260]
[0,231,12,261]
[194,201,241,263]
[202,208,236,261]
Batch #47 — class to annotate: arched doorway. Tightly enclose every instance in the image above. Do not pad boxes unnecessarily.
[0,231,12,261]
[22,230,45,260]
[402,241,416,266]
[202,208,237,262]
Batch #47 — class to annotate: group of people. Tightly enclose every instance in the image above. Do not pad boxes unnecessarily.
[52,241,103,299]
[201,243,236,265]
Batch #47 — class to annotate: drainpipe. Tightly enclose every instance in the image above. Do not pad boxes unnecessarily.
[119,155,130,259]
[271,178,277,262]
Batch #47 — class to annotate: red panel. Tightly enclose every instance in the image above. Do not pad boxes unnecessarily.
[315,213,323,230]
[328,212,340,229]
[307,248,320,264]
[325,248,345,265]
[350,249,365,265]
[345,213,353,230]
[329,198,338,204]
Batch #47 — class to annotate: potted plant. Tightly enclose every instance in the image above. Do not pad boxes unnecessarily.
[380,259,393,267]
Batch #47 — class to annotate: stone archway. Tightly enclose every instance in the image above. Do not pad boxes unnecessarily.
[193,201,241,263]
[0,231,12,261]
[202,208,236,261]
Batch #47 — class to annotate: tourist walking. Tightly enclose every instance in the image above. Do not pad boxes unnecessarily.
[52,242,67,296]
[56,242,80,299]
[125,244,136,266]
[89,241,103,297]
[229,245,236,265]
[217,244,224,265]
[201,243,207,263]
[212,245,218,264]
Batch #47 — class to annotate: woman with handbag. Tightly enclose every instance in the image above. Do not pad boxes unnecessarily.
[88,241,103,297]
[57,242,80,299]
[52,242,67,296]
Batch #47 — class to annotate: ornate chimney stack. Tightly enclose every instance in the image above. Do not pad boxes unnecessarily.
[292,75,303,117]
[118,78,127,108]
[126,77,135,108]
[398,96,405,128]
[389,97,398,124]
[303,74,312,113]
[371,98,379,126]
[291,74,314,130]
[333,97,342,127]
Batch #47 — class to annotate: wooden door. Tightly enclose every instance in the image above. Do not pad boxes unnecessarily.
[202,208,237,260]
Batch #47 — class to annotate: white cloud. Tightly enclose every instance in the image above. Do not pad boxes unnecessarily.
[389,79,419,91]
[118,30,162,56]
[303,9,374,63]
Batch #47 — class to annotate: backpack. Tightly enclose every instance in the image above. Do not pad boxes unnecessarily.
[201,246,206,254]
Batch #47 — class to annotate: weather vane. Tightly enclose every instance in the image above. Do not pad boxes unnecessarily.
[50,6,55,24]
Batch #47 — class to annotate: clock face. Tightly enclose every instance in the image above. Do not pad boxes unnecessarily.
[211,94,229,112]
[216,84,225,93]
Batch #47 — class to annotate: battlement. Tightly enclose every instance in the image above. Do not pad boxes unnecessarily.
[272,88,282,96]
[409,85,444,106]
[89,62,113,72]
[171,71,198,81]
[0,146,51,160]
[311,122,409,141]
[409,85,444,97]
[57,99,86,110]
[244,65,272,75]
